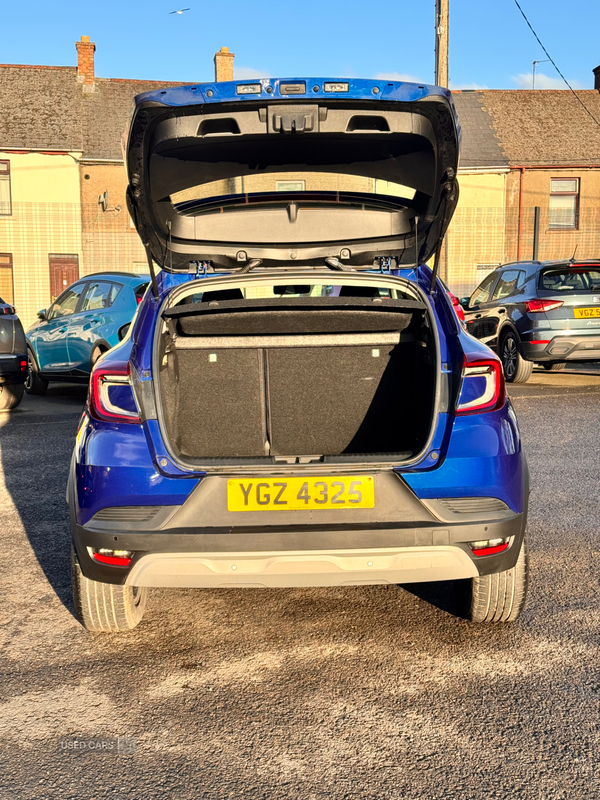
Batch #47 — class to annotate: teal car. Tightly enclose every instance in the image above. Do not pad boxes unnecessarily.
[26,272,149,394]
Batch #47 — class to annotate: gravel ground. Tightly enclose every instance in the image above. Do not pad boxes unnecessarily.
[1,368,599,800]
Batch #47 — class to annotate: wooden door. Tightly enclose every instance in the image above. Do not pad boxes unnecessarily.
[49,254,79,302]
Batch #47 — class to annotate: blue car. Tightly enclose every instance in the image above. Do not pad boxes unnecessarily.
[68,78,529,631]
[26,272,149,394]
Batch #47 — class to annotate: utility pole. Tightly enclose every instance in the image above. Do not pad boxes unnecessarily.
[435,0,449,87]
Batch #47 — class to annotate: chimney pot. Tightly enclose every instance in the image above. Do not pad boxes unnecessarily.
[594,65,600,92]
[214,46,235,82]
[76,35,96,90]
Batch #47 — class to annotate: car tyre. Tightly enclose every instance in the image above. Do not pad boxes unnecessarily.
[90,345,107,370]
[460,533,529,623]
[0,382,24,410]
[25,347,48,395]
[71,545,147,632]
[542,362,566,372]
[501,332,533,384]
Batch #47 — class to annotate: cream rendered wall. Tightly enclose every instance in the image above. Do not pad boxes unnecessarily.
[445,170,508,298]
[0,152,83,329]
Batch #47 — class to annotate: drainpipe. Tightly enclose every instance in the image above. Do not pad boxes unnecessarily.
[517,167,525,261]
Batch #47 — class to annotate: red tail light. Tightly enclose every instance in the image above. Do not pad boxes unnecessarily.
[89,362,141,424]
[524,299,564,313]
[456,357,505,415]
[447,291,466,321]
[0,305,16,315]
[92,548,134,567]
[469,539,510,557]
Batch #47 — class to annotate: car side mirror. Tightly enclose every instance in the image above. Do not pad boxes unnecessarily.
[118,322,131,341]
[37,309,47,320]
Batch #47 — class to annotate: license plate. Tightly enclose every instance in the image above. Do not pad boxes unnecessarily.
[574,307,600,318]
[227,476,375,512]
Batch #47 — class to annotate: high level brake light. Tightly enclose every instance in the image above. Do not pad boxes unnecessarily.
[524,299,564,313]
[89,361,141,424]
[456,357,505,415]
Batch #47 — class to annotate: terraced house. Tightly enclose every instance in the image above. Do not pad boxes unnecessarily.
[1,37,599,326]
[0,37,185,327]
[449,85,600,296]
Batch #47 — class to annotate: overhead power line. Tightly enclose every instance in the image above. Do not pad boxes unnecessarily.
[512,0,600,129]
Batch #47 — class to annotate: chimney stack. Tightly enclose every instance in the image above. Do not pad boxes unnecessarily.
[594,65,600,92]
[214,47,235,82]
[76,35,95,91]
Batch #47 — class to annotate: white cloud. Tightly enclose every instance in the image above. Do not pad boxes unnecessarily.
[511,72,582,89]
[234,66,271,80]
[449,81,488,90]
[374,71,425,83]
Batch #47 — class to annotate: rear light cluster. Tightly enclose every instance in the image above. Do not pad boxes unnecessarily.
[89,362,141,424]
[469,538,511,557]
[0,305,16,315]
[92,548,134,567]
[447,291,466,322]
[20,359,27,371]
[524,299,563,313]
[455,357,505,415]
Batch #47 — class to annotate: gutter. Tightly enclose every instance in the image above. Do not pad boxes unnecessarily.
[458,167,510,175]
[0,148,82,161]
[0,149,124,166]
[79,159,124,165]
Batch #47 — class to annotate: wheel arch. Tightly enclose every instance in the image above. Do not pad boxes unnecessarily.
[497,322,523,352]
[26,338,41,369]
[89,339,112,369]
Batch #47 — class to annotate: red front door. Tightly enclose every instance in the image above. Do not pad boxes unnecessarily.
[49,254,79,303]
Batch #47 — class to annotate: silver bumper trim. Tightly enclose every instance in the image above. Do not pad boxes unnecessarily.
[125,545,478,588]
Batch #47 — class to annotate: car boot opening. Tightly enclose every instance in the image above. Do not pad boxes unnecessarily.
[156,282,437,465]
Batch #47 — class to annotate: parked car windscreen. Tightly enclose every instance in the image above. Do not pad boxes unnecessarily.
[48,284,85,319]
[469,273,497,306]
[539,265,600,292]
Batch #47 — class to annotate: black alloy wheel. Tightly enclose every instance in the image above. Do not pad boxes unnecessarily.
[501,332,533,384]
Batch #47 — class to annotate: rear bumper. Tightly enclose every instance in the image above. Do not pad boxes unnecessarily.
[0,353,27,383]
[522,335,600,362]
[71,512,526,587]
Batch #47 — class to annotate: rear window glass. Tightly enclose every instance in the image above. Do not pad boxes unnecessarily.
[134,283,149,303]
[175,283,408,307]
[539,267,600,292]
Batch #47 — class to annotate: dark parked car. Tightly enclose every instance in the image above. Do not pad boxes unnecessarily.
[26,272,149,395]
[68,77,530,632]
[0,298,27,410]
[462,260,600,383]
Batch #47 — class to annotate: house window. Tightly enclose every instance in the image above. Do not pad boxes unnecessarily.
[549,178,579,230]
[0,161,11,216]
[0,254,14,304]
[276,180,305,192]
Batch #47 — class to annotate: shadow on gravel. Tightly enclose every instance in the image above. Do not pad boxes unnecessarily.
[0,383,86,615]
[400,579,468,619]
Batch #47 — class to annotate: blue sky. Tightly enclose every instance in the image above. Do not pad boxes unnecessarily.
[2,0,599,89]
